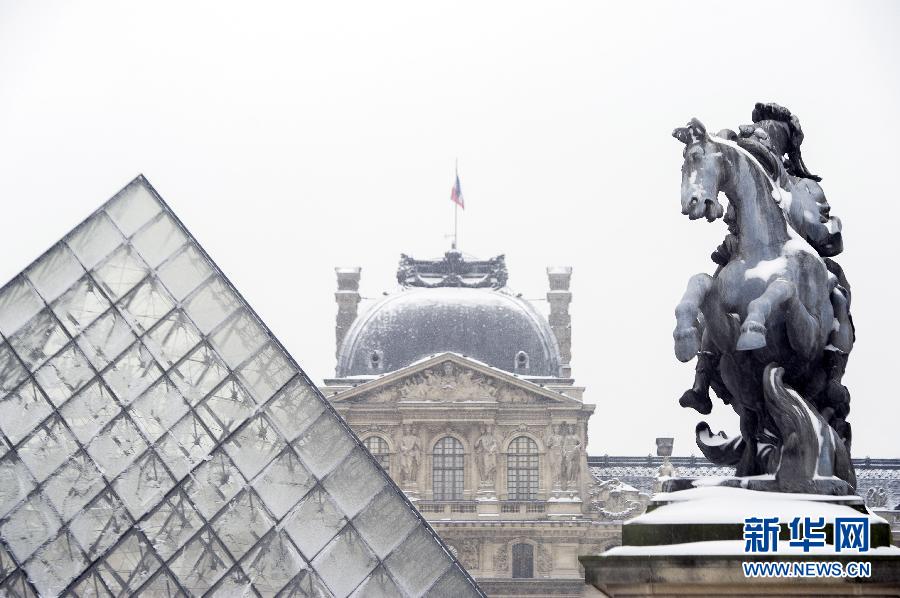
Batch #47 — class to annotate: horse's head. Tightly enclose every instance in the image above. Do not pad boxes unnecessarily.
[673,118,726,222]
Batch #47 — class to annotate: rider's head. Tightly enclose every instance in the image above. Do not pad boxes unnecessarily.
[742,102,822,182]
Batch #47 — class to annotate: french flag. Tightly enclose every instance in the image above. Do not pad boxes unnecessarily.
[450,172,464,209]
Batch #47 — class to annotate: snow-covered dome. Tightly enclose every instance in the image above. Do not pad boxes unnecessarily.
[336,286,562,377]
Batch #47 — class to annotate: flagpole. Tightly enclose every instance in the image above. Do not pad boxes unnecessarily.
[453,158,459,250]
[453,202,458,250]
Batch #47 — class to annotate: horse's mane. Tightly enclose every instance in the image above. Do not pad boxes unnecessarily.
[710,134,786,194]
[736,137,790,187]
[709,134,794,232]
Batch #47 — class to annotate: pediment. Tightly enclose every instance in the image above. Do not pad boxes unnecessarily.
[332,353,579,406]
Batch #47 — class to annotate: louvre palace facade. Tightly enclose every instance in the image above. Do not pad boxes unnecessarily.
[319,252,650,598]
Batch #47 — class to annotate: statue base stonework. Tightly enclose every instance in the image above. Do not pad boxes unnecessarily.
[476,487,498,502]
[547,494,583,517]
[660,476,853,496]
[580,485,900,596]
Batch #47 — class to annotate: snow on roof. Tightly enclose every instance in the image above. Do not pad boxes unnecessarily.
[629,486,886,526]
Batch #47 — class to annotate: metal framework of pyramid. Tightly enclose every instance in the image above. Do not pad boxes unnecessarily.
[0,177,483,598]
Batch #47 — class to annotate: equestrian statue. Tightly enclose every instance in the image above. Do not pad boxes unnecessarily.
[671,103,856,494]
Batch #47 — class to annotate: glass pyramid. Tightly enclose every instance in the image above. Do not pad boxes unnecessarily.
[0,176,483,598]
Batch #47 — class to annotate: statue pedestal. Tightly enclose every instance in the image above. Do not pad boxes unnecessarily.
[660,476,853,496]
[547,494,583,517]
[476,487,497,500]
[476,494,500,518]
[580,485,900,596]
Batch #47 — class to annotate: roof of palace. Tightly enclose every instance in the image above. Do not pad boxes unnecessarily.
[588,456,900,509]
[0,176,482,597]
[336,252,562,378]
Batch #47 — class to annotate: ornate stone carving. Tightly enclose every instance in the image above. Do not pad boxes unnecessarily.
[445,543,459,559]
[398,250,508,289]
[672,107,856,494]
[866,487,889,508]
[360,387,399,403]
[459,540,480,570]
[352,361,545,404]
[397,425,421,485]
[357,423,395,435]
[402,362,497,402]
[474,425,499,486]
[495,385,532,404]
[595,501,645,521]
[493,545,509,572]
[588,478,650,520]
[536,544,552,573]
[423,423,464,438]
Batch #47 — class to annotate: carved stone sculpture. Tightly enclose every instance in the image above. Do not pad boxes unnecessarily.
[671,104,856,494]
[589,478,650,520]
[398,250,508,289]
[493,545,509,572]
[460,540,481,570]
[397,425,421,485]
[536,545,552,573]
[866,487,889,509]
[400,362,499,402]
[561,422,582,489]
[544,425,564,490]
[474,425,499,486]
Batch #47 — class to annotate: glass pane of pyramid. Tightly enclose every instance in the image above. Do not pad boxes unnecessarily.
[0,176,482,597]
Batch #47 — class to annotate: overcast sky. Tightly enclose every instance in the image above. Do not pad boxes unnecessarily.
[1,1,898,457]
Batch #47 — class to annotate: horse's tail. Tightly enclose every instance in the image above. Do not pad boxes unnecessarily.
[695,422,743,466]
[763,364,832,493]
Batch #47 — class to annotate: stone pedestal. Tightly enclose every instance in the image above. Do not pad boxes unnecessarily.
[580,485,900,596]
[477,483,497,501]
[476,496,500,518]
[547,495,583,517]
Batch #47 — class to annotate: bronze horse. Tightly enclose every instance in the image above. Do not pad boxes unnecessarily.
[672,118,854,489]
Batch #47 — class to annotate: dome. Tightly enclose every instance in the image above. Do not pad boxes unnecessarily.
[336,287,562,377]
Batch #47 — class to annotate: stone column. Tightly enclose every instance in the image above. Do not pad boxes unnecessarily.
[335,267,361,359]
[547,266,572,378]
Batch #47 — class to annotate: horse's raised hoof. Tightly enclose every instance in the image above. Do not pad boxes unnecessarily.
[736,322,767,351]
[673,328,700,362]
[679,389,712,414]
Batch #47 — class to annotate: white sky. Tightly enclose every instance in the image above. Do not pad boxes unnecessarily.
[1,1,898,458]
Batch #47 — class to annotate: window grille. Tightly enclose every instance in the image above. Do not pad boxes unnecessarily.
[507,436,539,500]
[433,436,464,500]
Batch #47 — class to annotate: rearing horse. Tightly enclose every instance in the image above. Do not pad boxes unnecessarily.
[672,118,840,477]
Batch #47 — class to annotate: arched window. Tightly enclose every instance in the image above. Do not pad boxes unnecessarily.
[512,543,534,578]
[363,436,390,473]
[507,436,539,500]
[433,437,464,500]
